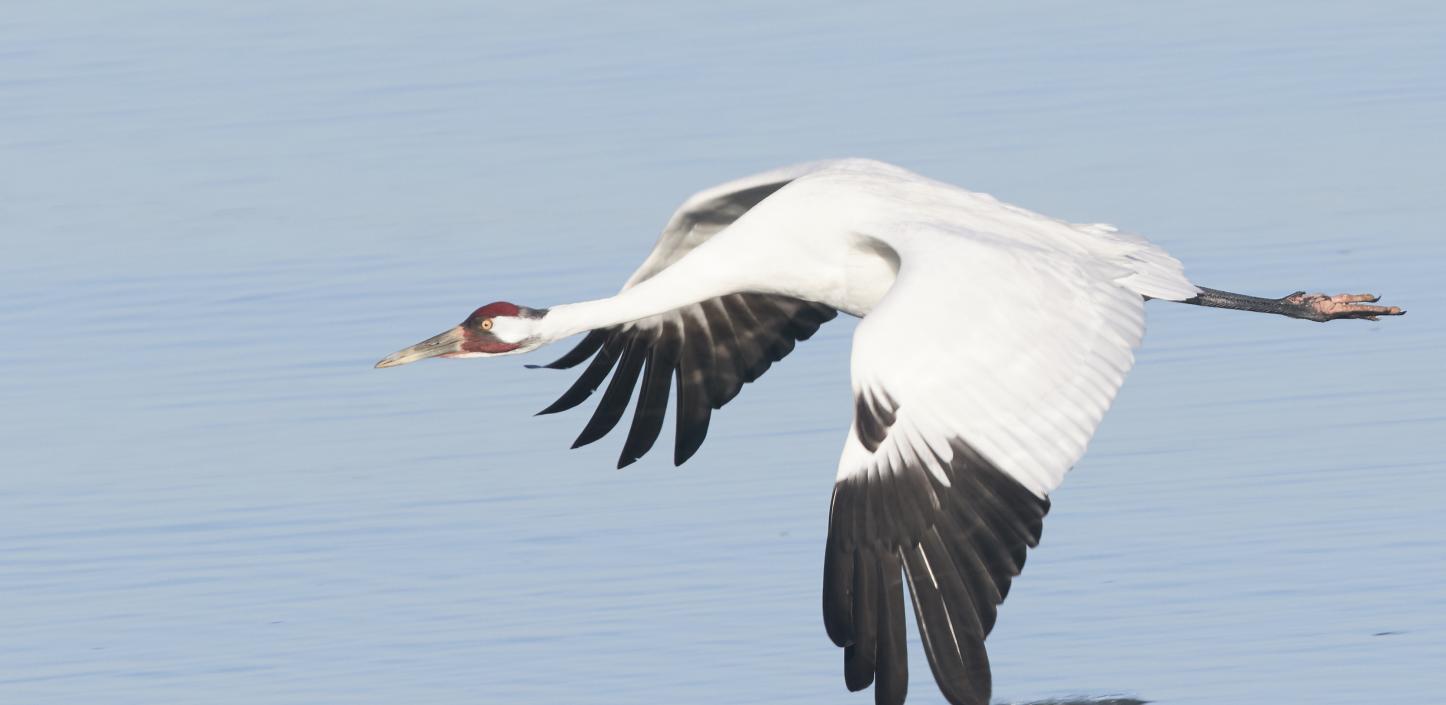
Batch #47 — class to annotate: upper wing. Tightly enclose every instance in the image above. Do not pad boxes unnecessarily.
[535,162,843,467]
[823,229,1148,705]
[621,160,845,288]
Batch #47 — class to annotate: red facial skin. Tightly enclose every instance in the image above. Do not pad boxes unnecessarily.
[459,333,521,354]
[467,301,520,321]
[459,301,523,354]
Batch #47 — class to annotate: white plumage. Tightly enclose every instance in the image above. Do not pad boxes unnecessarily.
[377,158,1402,705]
[565,158,1196,493]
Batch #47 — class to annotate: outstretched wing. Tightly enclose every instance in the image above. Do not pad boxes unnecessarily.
[535,162,843,467]
[824,228,1150,705]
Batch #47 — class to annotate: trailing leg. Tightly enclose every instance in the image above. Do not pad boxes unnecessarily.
[1179,287,1404,322]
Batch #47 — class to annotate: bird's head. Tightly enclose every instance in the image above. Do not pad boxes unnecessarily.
[375,301,548,368]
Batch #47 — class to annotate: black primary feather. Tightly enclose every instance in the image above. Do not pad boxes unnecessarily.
[535,294,835,465]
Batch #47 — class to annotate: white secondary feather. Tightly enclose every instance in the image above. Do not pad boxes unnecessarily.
[839,223,1152,497]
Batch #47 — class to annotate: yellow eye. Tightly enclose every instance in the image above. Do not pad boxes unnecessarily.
[481,319,493,331]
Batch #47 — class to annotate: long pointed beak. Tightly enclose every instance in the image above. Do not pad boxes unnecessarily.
[375,326,466,368]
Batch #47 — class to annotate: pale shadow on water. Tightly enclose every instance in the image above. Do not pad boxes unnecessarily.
[1012,699,1147,705]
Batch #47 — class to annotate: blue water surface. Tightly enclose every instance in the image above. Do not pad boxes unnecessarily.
[2,2,1443,704]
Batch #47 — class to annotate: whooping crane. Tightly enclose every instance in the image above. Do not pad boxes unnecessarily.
[377,159,1403,705]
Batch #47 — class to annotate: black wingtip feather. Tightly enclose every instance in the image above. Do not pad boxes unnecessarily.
[618,327,679,468]
[825,434,1050,705]
[537,337,624,416]
[539,329,608,370]
[672,381,710,467]
[844,544,879,692]
[571,336,648,449]
[823,485,857,647]
[902,542,987,705]
[874,550,909,705]
[545,295,836,466]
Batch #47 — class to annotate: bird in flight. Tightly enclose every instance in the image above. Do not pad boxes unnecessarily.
[376,159,1403,705]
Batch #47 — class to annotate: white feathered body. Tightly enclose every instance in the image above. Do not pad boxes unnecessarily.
[603,159,1198,496]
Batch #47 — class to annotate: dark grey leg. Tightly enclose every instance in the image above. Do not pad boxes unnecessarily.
[1178,288,1405,322]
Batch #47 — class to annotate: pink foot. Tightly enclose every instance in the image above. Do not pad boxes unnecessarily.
[1282,291,1406,322]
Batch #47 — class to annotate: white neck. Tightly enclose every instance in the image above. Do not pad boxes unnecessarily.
[537,249,756,342]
